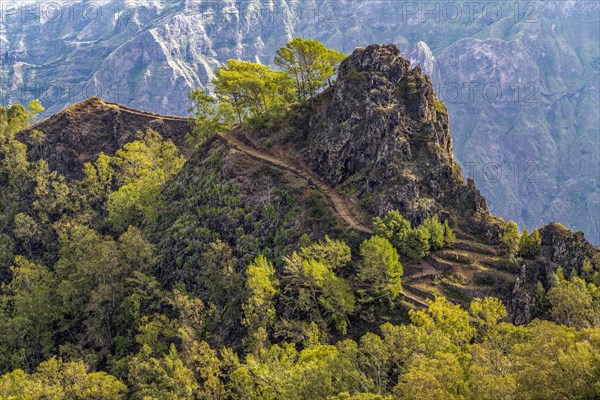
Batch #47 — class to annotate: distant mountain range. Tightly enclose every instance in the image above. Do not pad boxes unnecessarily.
[1,0,598,243]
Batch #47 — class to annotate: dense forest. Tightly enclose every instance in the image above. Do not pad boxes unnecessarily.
[0,39,599,399]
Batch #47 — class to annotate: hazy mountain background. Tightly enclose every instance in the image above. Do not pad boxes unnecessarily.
[1,0,598,243]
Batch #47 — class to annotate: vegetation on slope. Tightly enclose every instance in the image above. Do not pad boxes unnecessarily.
[0,39,599,399]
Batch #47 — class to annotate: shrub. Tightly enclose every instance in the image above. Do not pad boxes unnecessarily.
[401,225,431,259]
[422,216,445,251]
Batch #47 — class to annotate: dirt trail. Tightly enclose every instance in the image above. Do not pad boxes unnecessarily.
[106,102,191,122]
[110,103,435,306]
[401,288,430,308]
[106,102,373,234]
[217,131,373,234]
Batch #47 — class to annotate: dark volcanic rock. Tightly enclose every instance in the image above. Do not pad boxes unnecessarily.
[289,44,500,241]
[508,223,600,324]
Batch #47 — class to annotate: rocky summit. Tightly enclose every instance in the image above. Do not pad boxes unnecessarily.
[239,44,500,241]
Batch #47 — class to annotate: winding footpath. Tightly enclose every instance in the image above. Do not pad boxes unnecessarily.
[105,102,437,307]
[216,131,373,234]
[106,102,372,234]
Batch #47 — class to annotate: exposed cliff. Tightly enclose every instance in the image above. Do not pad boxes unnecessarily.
[509,223,600,324]
[241,44,501,241]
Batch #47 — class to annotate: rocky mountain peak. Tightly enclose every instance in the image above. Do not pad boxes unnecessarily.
[247,44,499,240]
[338,44,408,78]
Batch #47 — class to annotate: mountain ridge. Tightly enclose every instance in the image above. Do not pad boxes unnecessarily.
[12,44,600,323]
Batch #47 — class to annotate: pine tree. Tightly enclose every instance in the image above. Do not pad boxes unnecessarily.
[275,38,346,102]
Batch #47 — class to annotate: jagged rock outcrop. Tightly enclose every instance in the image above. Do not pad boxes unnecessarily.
[272,44,501,240]
[406,41,436,78]
[508,223,600,324]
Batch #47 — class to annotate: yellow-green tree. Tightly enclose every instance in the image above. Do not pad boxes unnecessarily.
[547,273,600,328]
[213,59,294,123]
[105,129,185,232]
[0,256,59,372]
[372,210,411,249]
[187,89,234,147]
[499,220,520,259]
[0,357,127,399]
[242,255,279,350]
[298,235,352,271]
[357,236,403,303]
[518,227,541,259]
[275,38,346,102]
[283,253,355,333]
[0,100,43,142]
[421,215,446,251]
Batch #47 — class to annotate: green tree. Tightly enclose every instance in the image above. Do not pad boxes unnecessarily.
[393,351,469,400]
[12,213,42,258]
[410,296,475,347]
[54,224,155,359]
[127,344,198,399]
[213,59,294,123]
[0,357,127,399]
[400,225,431,259]
[187,90,234,147]
[499,220,520,259]
[512,320,600,399]
[242,256,279,347]
[0,100,43,142]
[106,129,185,232]
[298,235,352,270]
[358,332,392,395]
[518,227,541,259]
[275,38,346,102]
[283,254,355,333]
[372,210,411,249]
[469,297,507,339]
[195,241,245,343]
[443,219,456,247]
[0,256,59,372]
[547,273,599,328]
[357,236,403,303]
[180,340,226,400]
[421,215,445,251]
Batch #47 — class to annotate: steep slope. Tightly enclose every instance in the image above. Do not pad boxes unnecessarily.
[217,131,373,234]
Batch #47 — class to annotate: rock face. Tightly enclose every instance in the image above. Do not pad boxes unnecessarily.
[251,44,501,240]
[509,223,600,324]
